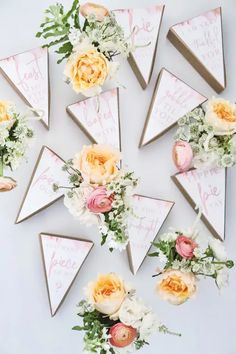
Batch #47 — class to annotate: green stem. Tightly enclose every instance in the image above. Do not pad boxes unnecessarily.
[0,156,3,177]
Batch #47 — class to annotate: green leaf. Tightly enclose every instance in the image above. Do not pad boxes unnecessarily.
[57,52,71,64]
[42,35,68,49]
[148,252,159,257]
[72,325,84,331]
[56,41,73,54]
[62,0,79,23]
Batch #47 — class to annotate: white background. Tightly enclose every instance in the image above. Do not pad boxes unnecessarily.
[0,0,236,353]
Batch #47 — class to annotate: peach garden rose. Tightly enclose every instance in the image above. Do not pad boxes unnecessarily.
[156,269,197,305]
[73,144,121,185]
[85,273,127,315]
[80,2,109,21]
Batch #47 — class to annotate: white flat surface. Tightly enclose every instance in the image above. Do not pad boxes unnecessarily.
[0,1,235,354]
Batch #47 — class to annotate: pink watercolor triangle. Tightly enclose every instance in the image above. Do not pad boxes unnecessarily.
[127,194,174,274]
[0,47,50,128]
[39,233,93,316]
[67,88,121,150]
[15,146,67,224]
[172,167,226,240]
[168,7,226,93]
[114,5,165,89]
[139,68,207,147]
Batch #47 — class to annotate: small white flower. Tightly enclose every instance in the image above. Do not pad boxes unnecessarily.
[208,238,227,261]
[158,250,168,264]
[216,269,229,289]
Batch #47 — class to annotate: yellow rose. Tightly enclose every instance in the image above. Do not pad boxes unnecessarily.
[0,101,11,123]
[80,2,109,21]
[64,49,108,96]
[85,273,127,315]
[73,144,121,185]
[156,269,196,305]
[205,98,236,134]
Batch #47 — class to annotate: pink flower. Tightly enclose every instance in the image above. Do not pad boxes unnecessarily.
[109,323,137,348]
[80,2,109,21]
[172,141,193,172]
[86,186,113,213]
[0,176,17,192]
[176,235,198,259]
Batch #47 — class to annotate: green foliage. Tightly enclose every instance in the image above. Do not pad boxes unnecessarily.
[73,301,119,354]
[36,0,80,63]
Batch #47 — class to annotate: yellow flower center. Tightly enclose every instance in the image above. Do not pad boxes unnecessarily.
[213,102,236,122]
[0,101,10,123]
[160,275,189,297]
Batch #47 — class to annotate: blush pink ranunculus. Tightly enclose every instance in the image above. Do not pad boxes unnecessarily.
[86,186,113,213]
[0,176,17,192]
[80,2,109,21]
[175,235,198,259]
[109,323,137,348]
[172,141,193,172]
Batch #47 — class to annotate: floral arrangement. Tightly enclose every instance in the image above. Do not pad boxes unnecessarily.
[173,97,236,171]
[36,0,134,97]
[0,100,34,192]
[53,144,138,251]
[73,273,180,353]
[149,213,234,305]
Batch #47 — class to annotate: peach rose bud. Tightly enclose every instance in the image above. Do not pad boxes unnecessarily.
[172,141,193,172]
[175,235,197,259]
[0,176,17,192]
[80,2,109,21]
[109,323,137,348]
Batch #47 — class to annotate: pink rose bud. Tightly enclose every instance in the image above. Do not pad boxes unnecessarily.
[0,176,17,192]
[172,141,193,172]
[86,186,113,213]
[176,235,198,259]
[109,323,137,348]
[80,2,109,21]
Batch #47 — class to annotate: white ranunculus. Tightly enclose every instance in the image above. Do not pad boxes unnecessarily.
[64,182,102,225]
[118,296,149,329]
[139,313,160,340]
[209,238,227,261]
[216,269,229,289]
[159,232,177,242]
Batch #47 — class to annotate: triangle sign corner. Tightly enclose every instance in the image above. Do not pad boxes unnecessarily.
[0,46,50,128]
[141,68,207,146]
[40,233,93,316]
[15,146,67,224]
[168,8,225,92]
[114,5,164,88]
[127,194,175,274]
[173,167,226,241]
[67,88,120,150]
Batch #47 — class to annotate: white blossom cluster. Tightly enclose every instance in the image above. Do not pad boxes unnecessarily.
[175,107,236,168]
[156,229,233,289]
[0,105,34,171]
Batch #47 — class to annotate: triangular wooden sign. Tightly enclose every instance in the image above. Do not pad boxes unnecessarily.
[0,47,50,128]
[127,194,174,274]
[66,88,121,150]
[167,7,226,93]
[39,233,93,316]
[139,68,207,147]
[172,167,226,241]
[114,5,165,89]
[15,146,67,224]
